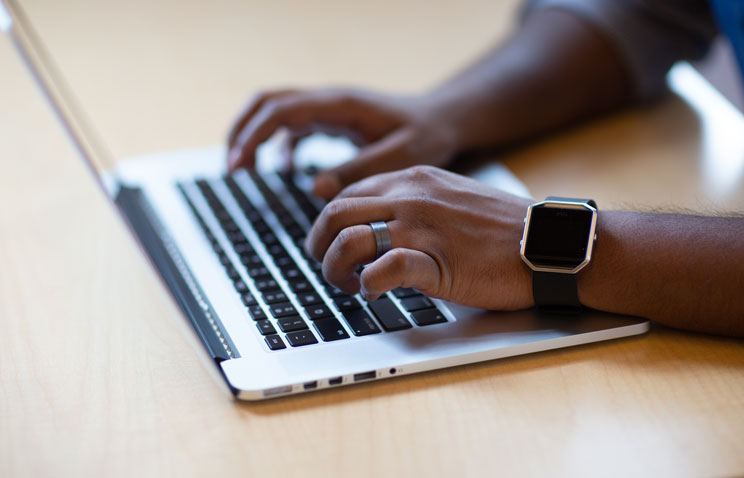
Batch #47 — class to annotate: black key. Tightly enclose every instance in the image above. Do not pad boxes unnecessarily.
[333,296,361,311]
[266,244,286,258]
[324,284,346,298]
[400,296,434,312]
[281,267,302,280]
[252,220,271,234]
[288,279,312,293]
[269,302,298,318]
[254,278,279,291]
[278,213,297,228]
[368,298,412,331]
[286,225,305,239]
[305,304,334,320]
[277,171,322,221]
[226,265,240,280]
[265,334,286,350]
[277,316,308,332]
[313,318,350,342]
[260,232,278,245]
[285,330,318,347]
[219,253,231,266]
[297,292,322,306]
[248,305,267,321]
[256,320,277,335]
[262,289,288,304]
[215,209,231,221]
[240,253,263,266]
[234,242,253,255]
[411,309,448,326]
[240,293,257,307]
[233,280,249,293]
[244,210,263,224]
[227,231,246,244]
[341,309,381,336]
[392,287,418,298]
[275,256,294,268]
[246,266,270,278]
[223,220,240,232]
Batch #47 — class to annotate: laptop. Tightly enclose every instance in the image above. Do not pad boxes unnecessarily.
[1,0,649,400]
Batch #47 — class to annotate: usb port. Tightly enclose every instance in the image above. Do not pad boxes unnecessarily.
[328,376,343,386]
[353,371,376,382]
[303,381,318,390]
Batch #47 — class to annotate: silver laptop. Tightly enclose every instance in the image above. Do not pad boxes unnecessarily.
[2,0,649,400]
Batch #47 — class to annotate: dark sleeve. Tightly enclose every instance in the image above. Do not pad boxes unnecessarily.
[522,0,719,99]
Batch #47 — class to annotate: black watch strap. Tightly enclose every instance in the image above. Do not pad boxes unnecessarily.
[533,272,582,315]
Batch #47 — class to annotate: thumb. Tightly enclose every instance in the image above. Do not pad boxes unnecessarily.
[312,129,409,199]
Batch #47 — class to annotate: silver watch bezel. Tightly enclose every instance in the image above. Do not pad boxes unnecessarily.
[519,199,598,275]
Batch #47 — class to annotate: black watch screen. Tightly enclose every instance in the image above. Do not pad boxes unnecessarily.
[523,205,594,269]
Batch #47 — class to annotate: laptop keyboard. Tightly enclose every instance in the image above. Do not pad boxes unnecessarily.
[179,171,448,351]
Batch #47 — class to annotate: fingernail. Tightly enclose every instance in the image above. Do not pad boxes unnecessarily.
[360,286,376,302]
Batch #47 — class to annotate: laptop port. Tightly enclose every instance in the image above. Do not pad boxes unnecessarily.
[328,376,343,386]
[263,385,292,397]
[303,381,318,390]
[353,371,376,382]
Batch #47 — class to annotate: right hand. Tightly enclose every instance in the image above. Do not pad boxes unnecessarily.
[226,88,461,199]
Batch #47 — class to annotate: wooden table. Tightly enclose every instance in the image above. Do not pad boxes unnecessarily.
[1,1,743,476]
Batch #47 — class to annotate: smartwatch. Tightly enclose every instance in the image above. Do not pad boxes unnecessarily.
[519,197,598,314]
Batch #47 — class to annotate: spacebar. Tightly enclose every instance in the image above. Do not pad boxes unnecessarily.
[368,298,412,331]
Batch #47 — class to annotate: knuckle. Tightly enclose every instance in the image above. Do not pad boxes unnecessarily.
[384,248,409,274]
[404,164,436,181]
[322,199,350,225]
[333,227,359,256]
[258,99,283,120]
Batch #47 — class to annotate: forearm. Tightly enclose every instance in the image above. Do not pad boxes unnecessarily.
[578,211,744,337]
[424,8,635,153]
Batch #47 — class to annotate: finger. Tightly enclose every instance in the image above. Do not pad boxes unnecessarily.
[320,224,378,294]
[312,129,411,199]
[280,128,312,170]
[321,220,411,294]
[229,93,363,172]
[227,89,298,150]
[359,248,440,301]
[305,196,395,262]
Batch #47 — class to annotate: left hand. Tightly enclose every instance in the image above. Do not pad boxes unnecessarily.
[305,165,535,311]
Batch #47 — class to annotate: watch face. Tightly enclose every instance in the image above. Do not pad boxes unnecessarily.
[524,205,594,269]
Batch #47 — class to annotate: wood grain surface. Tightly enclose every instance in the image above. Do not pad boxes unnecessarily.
[1,1,743,476]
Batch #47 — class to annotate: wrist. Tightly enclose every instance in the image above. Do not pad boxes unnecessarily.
[419,88,499,154]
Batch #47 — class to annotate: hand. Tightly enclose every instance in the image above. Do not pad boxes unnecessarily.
[304,166,535,311]
[226,88,461,199]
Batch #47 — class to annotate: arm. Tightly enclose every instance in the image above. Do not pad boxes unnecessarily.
[227,7,637,198]
[580,211,744,336]
[422,7,635,153]
[305,167,744,337]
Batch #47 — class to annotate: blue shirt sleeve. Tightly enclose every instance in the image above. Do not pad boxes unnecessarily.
[523,0,719,99]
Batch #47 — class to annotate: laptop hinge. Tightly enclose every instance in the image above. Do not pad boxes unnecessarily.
[115,185,238,362]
